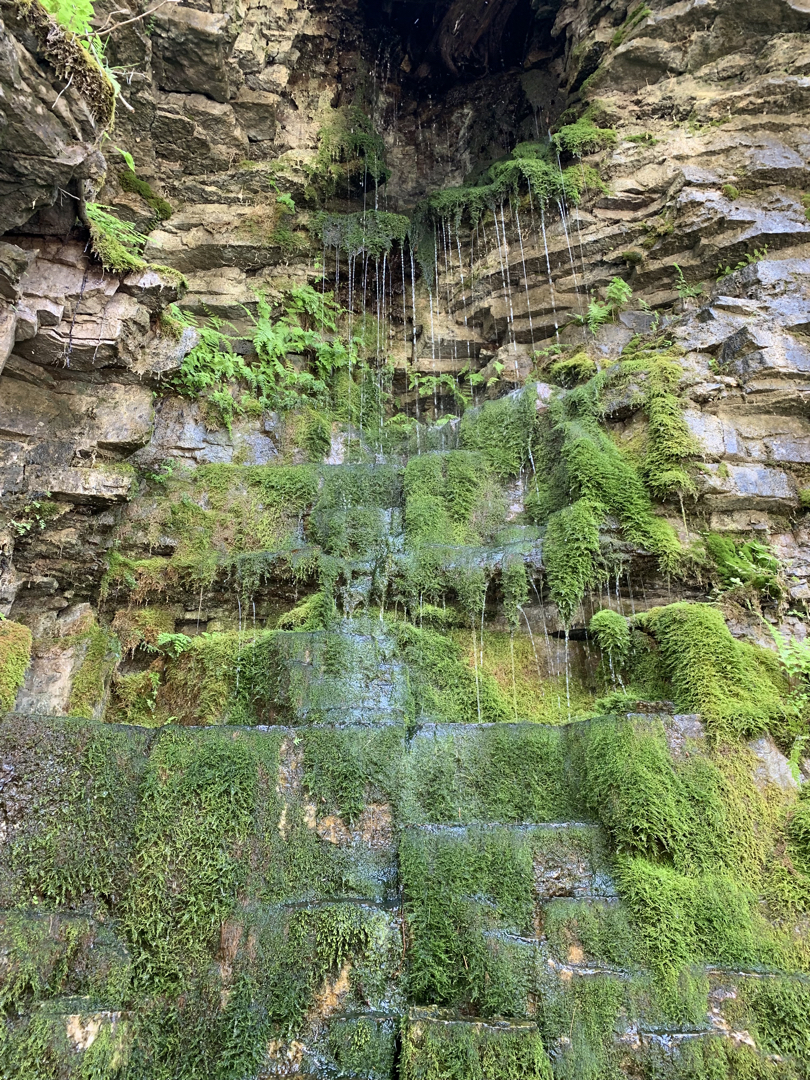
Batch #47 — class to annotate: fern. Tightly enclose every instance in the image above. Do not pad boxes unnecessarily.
[41,0,95,35]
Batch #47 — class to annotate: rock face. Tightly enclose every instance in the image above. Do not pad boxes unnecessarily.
[1,0,810,1076]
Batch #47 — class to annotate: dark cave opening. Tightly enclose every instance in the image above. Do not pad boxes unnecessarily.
[360,0,565,86]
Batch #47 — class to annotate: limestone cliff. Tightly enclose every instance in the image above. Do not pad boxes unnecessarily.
[0,0,809,1076]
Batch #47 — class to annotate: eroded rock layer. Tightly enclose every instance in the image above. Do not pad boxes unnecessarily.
[0,0,810,1075]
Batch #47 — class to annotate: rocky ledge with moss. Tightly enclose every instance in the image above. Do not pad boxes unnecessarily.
[1,0,810,1076]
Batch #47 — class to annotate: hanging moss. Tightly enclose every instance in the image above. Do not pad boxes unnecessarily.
[308,105,390,198]
[502,558,528,631]
[85,203,148,273]
[589,609,630,670]
[312,210,410,258]
[107,668,162,726]
[615,857,777,976]
[542,499,603,624]
[403,450,503,546]
[532,340,695,624]
[640,602,788,739]
[14,0,116,125]
[0,620,32,713]
[391,621,511,724]
[459,388,540,480]
[111,605,178,657]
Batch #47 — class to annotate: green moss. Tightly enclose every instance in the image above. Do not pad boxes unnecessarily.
[531,339,697,622]
[401,824,605,1014]
[329,1016,398,1080]
[0,715,150,909]
[312,210,410,258]
[402,1011,552,1080]
[111,605,177,656]
[543,898,639,968]
[403,450,502,546]
[589,609,631,671]
[391,621,510,725]
[123,726,281,992]
[748,977,810,1061]
[705,534,784,602]
[611,4,652,47]
[615,857,777,975]
[459,388,540,479]
[722,183,741,200]
[107,668,162,726]
[641,602,787,738]
[542,499,603,625]
[539,973,627,1079]
[308,105,390,198]
[549,352,598,388]
[0,912,131,1015]
[398,722,573,825]
[551,119,617,157]
[84,203,147,272]
[302,725,404,822]
[158,630,244,725]
[119,168,173,222]
[68,623,119,720]
[0,619,32,713]
[571,716,717,865]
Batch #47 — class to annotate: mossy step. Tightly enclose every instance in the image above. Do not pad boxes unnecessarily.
[0,911,131,1013]
[402,1007,553,1080]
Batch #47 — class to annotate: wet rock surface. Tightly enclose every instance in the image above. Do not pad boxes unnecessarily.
[1,0,810,1075]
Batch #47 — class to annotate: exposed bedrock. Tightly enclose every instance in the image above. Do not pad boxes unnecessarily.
[0,0,809,1076]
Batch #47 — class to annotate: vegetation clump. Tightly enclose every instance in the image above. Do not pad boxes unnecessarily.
[84,202,148,272]
[551,118,617,157]
[168,286,367,427]
[313,210,410,258]
[402,1011,553,1080]
[308,106,390,198]
[640,602,788,739]
[17,0,116,124]
[0,620,32,713]
[705,533,784,602]
[411,141,605,272]
[611,3,652,47]
[530,334,698,623]
[119,168,174,224]
[67,622,118,719]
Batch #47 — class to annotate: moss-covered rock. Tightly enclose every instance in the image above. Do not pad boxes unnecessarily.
[0,619,32,713]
